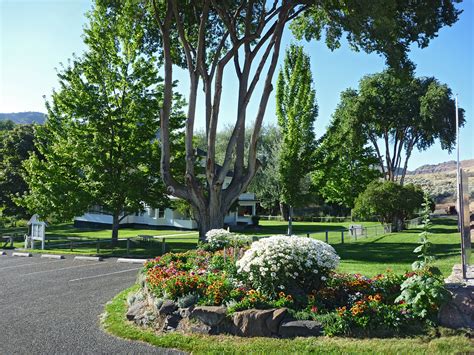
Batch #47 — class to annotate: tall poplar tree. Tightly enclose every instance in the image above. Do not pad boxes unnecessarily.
[276,44,317,235]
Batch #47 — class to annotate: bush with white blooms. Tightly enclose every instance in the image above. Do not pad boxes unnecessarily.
[236,235,340,295]
[205,229,252,251]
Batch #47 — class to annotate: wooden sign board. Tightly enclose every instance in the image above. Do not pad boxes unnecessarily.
[459,169,471,279]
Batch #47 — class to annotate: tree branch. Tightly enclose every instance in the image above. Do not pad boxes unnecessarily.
[153,0,188,199]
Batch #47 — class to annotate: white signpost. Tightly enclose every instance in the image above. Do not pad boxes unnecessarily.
[25,214,47,250]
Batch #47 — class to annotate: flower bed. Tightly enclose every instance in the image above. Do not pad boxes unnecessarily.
[128,234,450,337]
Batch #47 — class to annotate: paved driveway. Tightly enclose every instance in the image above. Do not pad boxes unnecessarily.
[0,252,181,354]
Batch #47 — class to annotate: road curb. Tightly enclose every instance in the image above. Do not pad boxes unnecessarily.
[12,252,32,257]
[74,256,103,262]
[116,258,147,264]
[41,254,65,260]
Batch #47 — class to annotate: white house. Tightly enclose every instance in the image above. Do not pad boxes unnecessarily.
[74,159,258,230]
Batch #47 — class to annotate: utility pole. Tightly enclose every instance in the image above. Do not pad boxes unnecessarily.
[455,95,460,231]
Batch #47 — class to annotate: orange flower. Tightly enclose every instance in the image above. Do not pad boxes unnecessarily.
[337,306,347,316]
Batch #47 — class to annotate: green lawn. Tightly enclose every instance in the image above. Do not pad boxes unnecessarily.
[242,218,460,277]
[101,285,473,355]
[1,218,463,277]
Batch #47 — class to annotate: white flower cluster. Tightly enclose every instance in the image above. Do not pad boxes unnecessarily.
[236,235,340,293]
[205,229,252,251]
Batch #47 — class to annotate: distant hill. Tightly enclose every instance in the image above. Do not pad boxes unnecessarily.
[0,112,46,124]
[405,159,474,209]
[410,159,474,175]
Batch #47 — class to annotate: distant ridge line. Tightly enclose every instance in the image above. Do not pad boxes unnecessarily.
[0,111,46,124]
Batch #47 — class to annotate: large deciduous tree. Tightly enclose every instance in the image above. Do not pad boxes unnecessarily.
[21,1,184,244]
[353,180,425,231]
[276,44,317,234]
[0,124,38,218]
[336,70,465,184]
[143,0,460,238]
[312,92,382,210]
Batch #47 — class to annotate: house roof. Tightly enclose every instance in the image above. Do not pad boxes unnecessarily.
[196,148,234,177]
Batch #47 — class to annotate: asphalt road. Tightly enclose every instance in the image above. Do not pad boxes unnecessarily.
[0,252,183,355]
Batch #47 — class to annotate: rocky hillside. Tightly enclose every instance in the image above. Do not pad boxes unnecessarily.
[405,159,474,210]
[409,159,474,175]
[0,112,46,124]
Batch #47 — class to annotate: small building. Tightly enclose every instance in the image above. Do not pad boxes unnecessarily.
[74,153,258,230]
[74,191,257,230]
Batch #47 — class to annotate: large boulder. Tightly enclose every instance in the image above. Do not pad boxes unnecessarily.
[232,308,287,337]
[190,306,227,327]
[439,285,474,329]
[278,320,322,338]
[267,308,288,334]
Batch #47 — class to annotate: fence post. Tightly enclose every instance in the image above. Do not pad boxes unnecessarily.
[70,240,73,251]
[325,231,329,243]
[341,230,344,244]
[306,233,310,238]
[126,238,130,255]
[97,239,100,254]
[162,238,166,255]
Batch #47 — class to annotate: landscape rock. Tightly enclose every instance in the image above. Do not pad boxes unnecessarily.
[191,306,227,327]
[279,320,322,338]
[165,314,182,329]
[178,307,193,318]
[126,301,147,321]
[177,318,213,335]
[266,308,288,334]
[159,300,177,315]
[439,285,474,329]
[232,309,275,337]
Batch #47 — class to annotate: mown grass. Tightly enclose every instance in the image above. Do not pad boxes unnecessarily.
[2,218,463,277]
[101,286,473,354]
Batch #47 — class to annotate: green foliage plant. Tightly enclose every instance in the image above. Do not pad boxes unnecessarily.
[276,44,318,233]
[329,69,464,184]
[395,194,450,320]
[0,124,38,218]
[20,2,185,243]
[352,181,424,231]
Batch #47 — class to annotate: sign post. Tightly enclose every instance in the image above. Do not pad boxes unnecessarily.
[459,169,471,279]
[26,214,47,250]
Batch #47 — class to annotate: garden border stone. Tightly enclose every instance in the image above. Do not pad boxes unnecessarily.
[279,320,323,338]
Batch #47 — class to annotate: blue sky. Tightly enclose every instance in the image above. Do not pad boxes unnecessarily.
[1,0,472,170]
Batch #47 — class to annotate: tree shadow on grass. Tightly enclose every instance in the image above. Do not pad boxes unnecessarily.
[334,242,460,264]
[248,224,346,236]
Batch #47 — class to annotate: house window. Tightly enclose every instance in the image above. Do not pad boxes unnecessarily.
[155,209,165,219]
[238,205,253,217]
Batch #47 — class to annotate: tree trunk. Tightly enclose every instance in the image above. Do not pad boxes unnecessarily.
[196,205,226,241]
[279,202,288,221]
[287,205,293,235]
[391,216,404,232]
[111,212,120,247]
